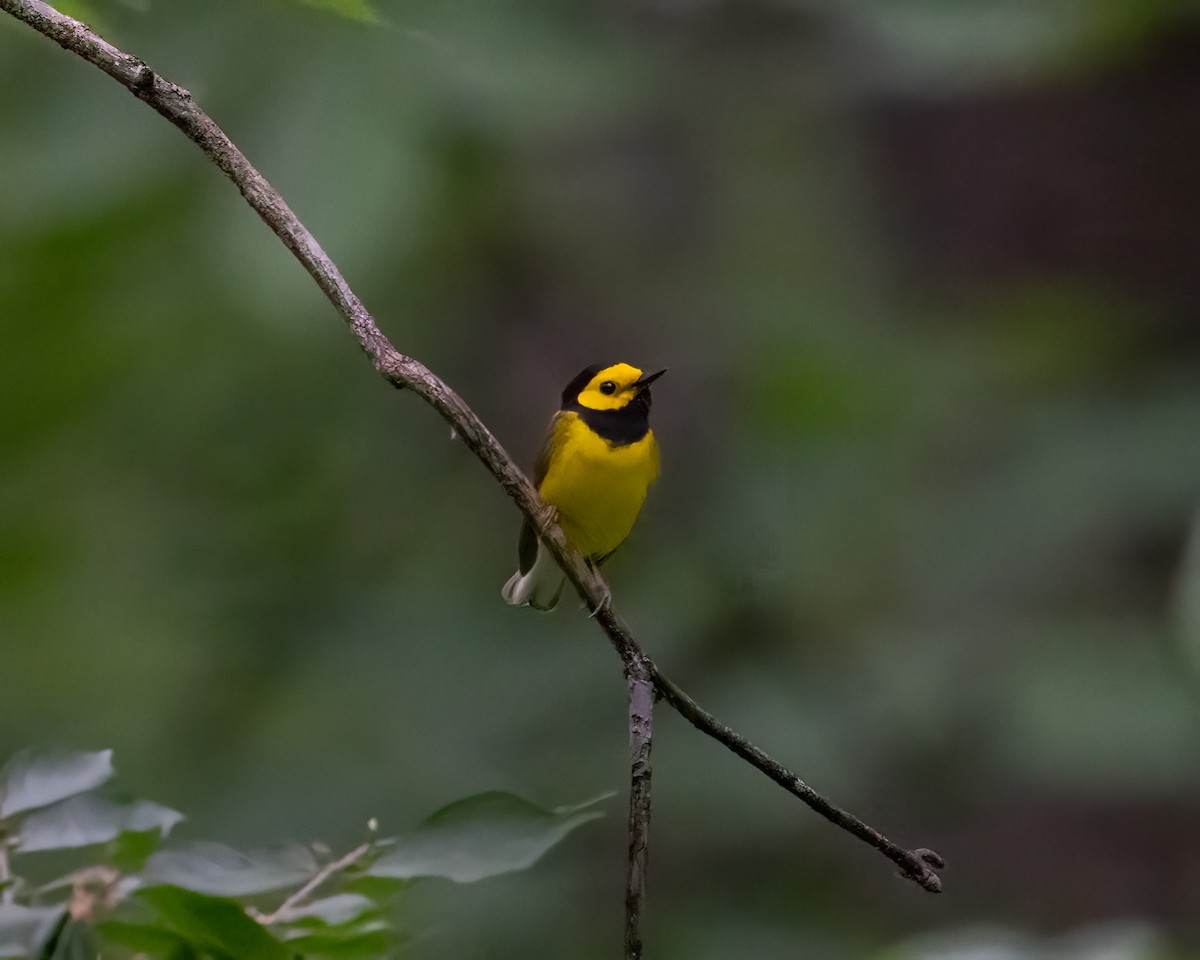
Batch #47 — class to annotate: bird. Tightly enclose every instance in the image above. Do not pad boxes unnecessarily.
[502,362,665,611]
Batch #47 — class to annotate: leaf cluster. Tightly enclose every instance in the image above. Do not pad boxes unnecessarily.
[0,749,604,959]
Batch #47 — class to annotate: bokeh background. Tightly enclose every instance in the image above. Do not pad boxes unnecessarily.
[3,0,1200,957]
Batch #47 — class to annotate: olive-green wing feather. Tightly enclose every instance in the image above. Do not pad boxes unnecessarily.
[533,412,566,487]
[517,413,566,575]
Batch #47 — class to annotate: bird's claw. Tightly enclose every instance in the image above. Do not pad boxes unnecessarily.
[586,570,613,618]
[587,590,612,619]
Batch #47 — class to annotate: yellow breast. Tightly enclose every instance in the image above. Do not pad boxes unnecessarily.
[538,412,660,559]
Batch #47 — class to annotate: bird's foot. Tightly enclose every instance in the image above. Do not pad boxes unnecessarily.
[586,578,612,619]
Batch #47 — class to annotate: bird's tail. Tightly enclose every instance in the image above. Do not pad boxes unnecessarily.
[501,540,565,611]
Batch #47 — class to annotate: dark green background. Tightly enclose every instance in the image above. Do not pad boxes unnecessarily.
[3,1,1200,957]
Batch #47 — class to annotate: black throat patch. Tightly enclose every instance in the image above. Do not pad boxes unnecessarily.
[562,387,653,446]
[571,405,650,445]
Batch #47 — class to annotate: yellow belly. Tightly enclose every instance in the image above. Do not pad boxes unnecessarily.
[538,413,660,559]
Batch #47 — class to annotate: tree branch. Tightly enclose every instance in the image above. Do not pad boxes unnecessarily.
[0,7,945,951]
[254,842,372,926]
[653,671,945,890]
[624,655,655,959]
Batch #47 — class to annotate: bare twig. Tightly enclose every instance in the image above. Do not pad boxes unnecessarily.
[0,7,945,954]
[652,672,945,890]
[590,602,944,894]
[255,842,372,926]
[65,867,120,921]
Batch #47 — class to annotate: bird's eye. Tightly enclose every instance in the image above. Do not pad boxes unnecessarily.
[599,381,617,395]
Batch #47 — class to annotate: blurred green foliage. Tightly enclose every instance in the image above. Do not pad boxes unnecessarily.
[3,0,1200,957]
[0,748,600,959]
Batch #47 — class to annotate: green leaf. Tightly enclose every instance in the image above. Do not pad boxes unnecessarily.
[41,918,95,960]
[367,791,605,883]
[141,842,318,896]
[0,750,114,819]
[17,793,183,853]
[281,921,392,960]
[0,905,64,959]
[339,873,411,901]
[138,887,288,960]
[282,894,375,927]
[97,920,197,960]
[111,827,168,874]
[274,895,389,960]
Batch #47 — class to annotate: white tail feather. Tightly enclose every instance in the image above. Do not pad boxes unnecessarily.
[501,541,565,611]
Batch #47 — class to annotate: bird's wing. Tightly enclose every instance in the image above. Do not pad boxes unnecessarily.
[532,411,567,487]
[518,413,567,575]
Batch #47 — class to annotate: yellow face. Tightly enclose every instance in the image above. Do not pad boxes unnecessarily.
[575,363,646,411]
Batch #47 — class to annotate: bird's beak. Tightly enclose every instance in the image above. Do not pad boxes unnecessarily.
[633,369,667,392]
